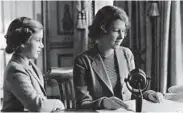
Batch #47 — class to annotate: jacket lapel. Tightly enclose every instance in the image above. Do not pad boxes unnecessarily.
[115,48,129,86]
[30,61,44,87]
[28,61,47,95]
[29,61,44,87]
[91,48,114,95]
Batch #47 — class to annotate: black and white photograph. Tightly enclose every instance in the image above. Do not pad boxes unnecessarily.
[0,0,183,112]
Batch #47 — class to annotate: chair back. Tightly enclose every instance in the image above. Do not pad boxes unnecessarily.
[45,67,76,109]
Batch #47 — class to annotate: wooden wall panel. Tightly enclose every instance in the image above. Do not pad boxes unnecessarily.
[45,1,74,69]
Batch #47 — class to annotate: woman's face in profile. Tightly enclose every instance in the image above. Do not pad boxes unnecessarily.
[22,30,44,59]
[100,19,126,49]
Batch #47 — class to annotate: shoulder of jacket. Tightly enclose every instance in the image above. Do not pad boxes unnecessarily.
[119,46,133,55]
[6,61,23,71]
[75,47,96,61]
[5,61,27,78]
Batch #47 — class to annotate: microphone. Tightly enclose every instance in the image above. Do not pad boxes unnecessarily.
[125,68,151,112]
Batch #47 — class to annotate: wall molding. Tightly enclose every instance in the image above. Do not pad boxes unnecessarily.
[57,54,73,67]
[0,1,4,33]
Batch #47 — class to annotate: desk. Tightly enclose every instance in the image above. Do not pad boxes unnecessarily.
[52,99,183,112]
[97,99,183,112]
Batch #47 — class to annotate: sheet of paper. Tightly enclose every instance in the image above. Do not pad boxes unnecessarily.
[164,93,183,102]
[142,99,183,112]
[97,99,183,112]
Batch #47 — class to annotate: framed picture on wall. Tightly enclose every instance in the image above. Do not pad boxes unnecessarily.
[57,1,74,35]
[58,54,73,67]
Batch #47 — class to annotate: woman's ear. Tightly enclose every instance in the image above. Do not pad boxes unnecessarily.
[101,25,107,33]
[17,44,25,52]
[20,44,25,48]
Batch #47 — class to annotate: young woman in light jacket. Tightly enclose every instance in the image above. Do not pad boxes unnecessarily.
[1,17,64,112]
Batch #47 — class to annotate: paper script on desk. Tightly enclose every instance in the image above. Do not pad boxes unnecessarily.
[97,99,183,112]
[121,99,183,112]
[96,100,135,113]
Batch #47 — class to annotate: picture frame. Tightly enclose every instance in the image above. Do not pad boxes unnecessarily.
[57,1,74,35]
[58,54,73,67]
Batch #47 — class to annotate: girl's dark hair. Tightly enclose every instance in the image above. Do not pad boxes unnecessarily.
[88,5,130,40]
[4,17,43,54]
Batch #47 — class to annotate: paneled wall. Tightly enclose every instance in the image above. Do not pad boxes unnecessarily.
[45,1,74,70]
[41,1,76,97]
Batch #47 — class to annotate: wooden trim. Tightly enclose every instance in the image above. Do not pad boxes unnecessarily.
[0,1,4,33]
[32,1,36,19]
[49,41,73,49]
[58,54,73,67]
[42,1,50,73]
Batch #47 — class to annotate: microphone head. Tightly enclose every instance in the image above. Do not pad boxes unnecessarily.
[128,69,146,89]
[125,68,150,93]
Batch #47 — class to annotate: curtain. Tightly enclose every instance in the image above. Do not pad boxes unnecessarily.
[74,0,93,56]
[158,1,183,93]
[114,1,183,93]
[157,1,171,93]
[169,1,183,86]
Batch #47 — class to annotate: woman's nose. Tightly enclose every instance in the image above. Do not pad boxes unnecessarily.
[119,30,127,38]
[40,42,44,48]
[119,31,125,38]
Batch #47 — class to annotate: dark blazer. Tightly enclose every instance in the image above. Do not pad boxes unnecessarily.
[73,45,135,109]
[2,53,63,112]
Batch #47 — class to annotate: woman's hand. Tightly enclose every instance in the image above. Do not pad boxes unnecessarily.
[52,100,65,112]
[148,92,164,103]
[102,96,129,110]
[144,90,164,103]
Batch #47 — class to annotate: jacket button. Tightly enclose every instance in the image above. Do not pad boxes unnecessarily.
[122,92,125,94]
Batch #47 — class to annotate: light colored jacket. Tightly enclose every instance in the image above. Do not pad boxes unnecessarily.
[73,45,135,109]
[2,53,64,112]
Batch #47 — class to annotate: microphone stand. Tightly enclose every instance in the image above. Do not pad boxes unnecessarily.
[125,68,151,112]
[136,83,143,112]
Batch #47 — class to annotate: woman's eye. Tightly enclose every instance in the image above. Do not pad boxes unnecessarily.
[36,39,41,42]
[112,29,120,32]
[113,29,127,33]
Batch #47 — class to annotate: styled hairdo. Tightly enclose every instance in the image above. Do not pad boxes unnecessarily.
[4,17,43,54]
[88,5,130,40]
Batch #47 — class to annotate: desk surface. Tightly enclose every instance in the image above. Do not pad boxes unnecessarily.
[97,99,183,112]
[57,99,183,112]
